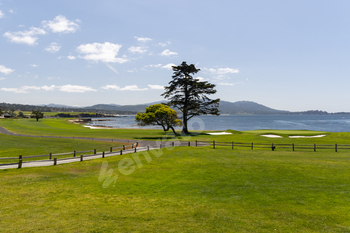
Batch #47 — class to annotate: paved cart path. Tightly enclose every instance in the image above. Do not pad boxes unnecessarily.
[0,126,209,169]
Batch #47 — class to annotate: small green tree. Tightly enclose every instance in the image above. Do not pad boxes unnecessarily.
[18,112,24,118]
[31,110,44,121]
[0,108,3,115]
[135,104,182,135]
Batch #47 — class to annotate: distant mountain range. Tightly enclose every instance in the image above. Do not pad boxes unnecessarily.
[2,100,349,115]
[84,100,343,115]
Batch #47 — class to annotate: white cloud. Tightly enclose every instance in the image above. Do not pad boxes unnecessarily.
[30,64,38,67]
[45,42,61,53]
[0,65,15,74]
[3,27,46,45]
[1,87,24,93]
[77,42,128,63]
[196,76,208,82]
[42,15,80,33]
[67,55,76,60]
[101,85,148,91]
[134,36,152,43]
[148,84,164,90]
[0,86,41,93]
[59,84,97,93]
[161,63,176,70]
[160,49,178,56]
[204,67,239,75]
[0,77,5,80]
[145,64,162,68]
[218,83,234,86]
[159,41,171,47]
[128,46,147,54]
[41,85,57,91]
[0,84,96,93]
[9,9,13,14]
[106,63,118,74]
[0,10,4,18]
[218,82,242,86]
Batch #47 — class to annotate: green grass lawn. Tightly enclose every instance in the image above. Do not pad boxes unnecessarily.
[1,147,350,232]
[2,118,350,145]
[0,133,125,163]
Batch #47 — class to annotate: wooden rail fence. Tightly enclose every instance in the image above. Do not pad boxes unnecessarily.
[0,143,139,167]
[199,140,350,152]
[2,139,349,169]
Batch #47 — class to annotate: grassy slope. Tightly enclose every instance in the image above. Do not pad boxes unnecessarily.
[1,147,350,232]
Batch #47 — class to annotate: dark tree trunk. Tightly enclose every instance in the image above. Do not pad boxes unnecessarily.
[182,111,189,134]
[170,126,177,136]
[161,125,167,132]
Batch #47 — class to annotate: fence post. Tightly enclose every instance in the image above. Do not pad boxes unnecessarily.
[272,143,275,151]
[292,143,294,151]
[232,141,234,150]
[160,144,162,149]
[213,140,215,149]
[172,142,175,147]
[120,150,123,155]
[49,152,52,160]
[18,155,22,169]
[251,142,253,150]
[80,154,83,161]
[196,140,197,147]
[188,141,190,147]
[54,157,57,165]
[94,149,97,155]
[335,144,337,152]
[123,145,125,150]
[147,146,149,151]
[110,147,113,153]
[134,147,137,153]
[314,144,316,152]
[102,151,105,158]
[74,151,76,157]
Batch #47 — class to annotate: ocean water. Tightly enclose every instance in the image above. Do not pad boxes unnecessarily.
[86,115,350,132]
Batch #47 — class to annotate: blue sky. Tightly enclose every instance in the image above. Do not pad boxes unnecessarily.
[0,0,349,112]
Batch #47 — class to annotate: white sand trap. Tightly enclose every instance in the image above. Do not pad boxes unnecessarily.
[289,135,326,138]
[207,132,233,135]
[261,134,282,138]
[83,125,113,129]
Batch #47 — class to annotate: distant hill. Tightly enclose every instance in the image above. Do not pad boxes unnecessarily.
[85,104,148,112]
[39,103,79,108]
[219,101,290,115]
[2,100,350,115]
[85,100,289,115]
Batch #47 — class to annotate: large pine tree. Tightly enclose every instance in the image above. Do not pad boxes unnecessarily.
[162,61,220,134]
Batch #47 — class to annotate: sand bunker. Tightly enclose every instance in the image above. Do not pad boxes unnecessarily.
[261,134,283,138]
[207,132,233,135]
[83,125,113,129]
[289,135,326,138]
